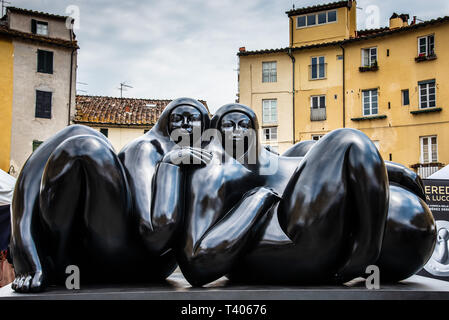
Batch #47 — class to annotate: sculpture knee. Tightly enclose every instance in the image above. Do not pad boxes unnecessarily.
[377,185,436,281]
[40,135,122,227]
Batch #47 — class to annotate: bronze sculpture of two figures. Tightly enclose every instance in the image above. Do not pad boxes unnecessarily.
[8,98,436,292]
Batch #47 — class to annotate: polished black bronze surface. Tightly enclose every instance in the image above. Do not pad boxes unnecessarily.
[175,103,436,286]
[10,98,209,293]
[10,98,436,292]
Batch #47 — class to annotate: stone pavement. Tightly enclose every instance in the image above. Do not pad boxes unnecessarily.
[1,272,449,300]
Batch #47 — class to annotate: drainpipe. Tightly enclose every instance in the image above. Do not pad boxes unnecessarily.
[68,19,75,126]
[288,16,296,144]
[340,45,346,128]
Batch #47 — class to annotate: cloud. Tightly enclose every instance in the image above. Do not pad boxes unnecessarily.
[6,0,449,112]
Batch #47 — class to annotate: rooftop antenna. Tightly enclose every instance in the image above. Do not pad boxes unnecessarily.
[76,82,88,95]
[1,0,11,17]
[118,82,133,98]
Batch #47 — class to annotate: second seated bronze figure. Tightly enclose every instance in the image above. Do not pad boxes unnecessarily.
[9,98,436,292]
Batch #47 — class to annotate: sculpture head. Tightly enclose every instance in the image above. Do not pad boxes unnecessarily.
[211,103,259,162]
[152,98,210,147]
[219,112,253,144]
[169,105,203,144]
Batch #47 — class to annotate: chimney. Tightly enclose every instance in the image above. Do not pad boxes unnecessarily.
[389,13,409,29]
[239,47,246,53]
[412,16,417,25]
[400,14,410,27]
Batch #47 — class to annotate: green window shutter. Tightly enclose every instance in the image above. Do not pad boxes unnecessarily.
[32,140,43,152]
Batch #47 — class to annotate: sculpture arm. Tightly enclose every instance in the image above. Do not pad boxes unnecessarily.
[119,140,186,255]
[178,187,280,287]
[140,162,184,254]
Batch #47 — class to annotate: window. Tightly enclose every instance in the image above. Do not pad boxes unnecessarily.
[100,128,109,137]
[362,89,378,116]
[312,135,324,141]
[35,90,52,119]
[310,56,326,80]
[32,140,43,152]
[327,10,337,22]
[296,10,337,28]
[262,127,277,142]
[402,89,410,106]
[262,62,277,83]
[418,35,435,57]
[419,80,436,109]
[310,95,326,121]
[420,136,437,163]
[307,14,316,26]
[297,16,306,28]
[262,99,277,124]
[31,19,48,36]
[362,47,377,67]
[37,50,53,74]
[317,12,327,24]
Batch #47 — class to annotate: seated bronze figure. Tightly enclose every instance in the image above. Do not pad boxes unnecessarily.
[9,98,210,292]
[175,103,436,286]
[8,99,436,292]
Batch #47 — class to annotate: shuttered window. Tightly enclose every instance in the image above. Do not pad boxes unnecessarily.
[100,128,109,137]
[37,50,53,74]
[35,90,52,119]
[32,140,43,152]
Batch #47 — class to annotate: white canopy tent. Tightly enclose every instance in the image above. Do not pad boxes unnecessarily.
[428,165,449,180]
[0,170,15,207]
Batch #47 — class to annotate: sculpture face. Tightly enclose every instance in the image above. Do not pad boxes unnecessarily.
[168,105,202,143]
[219,112,252,143]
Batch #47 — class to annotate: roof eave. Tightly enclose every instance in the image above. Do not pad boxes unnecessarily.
[285,1,350,17]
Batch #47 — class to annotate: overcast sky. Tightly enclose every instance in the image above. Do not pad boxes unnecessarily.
[5,0,449,112]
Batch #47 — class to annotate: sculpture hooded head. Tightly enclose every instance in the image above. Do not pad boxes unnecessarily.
[149,97,210,149]
[210,103,261,165]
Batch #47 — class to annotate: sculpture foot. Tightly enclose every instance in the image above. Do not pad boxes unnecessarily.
[11,270,46,293]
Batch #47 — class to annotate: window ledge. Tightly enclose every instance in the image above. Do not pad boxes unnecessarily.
[359,65,379,72]
[415,54,437,62]
[411,162,445,169]
[351,115,387,121]
[410,107,442,115]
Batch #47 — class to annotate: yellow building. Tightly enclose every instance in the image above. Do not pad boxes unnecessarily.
[238,0,449,178]
[0,35,14,172]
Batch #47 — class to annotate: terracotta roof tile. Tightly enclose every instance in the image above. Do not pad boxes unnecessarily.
[6,7,69,21]
[0,24,78,49]
[74,95,209,127]
[286,1,353,17]
[238,16,449,56]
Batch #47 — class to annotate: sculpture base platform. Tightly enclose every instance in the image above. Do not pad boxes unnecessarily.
[1,272,449,300]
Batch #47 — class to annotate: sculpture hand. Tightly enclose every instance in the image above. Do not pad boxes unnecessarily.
[385,161,426,200]
[162,147,212,167]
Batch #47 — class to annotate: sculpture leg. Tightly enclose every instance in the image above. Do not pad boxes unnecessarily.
[278,128,389,282]
[39,135,140,283]
[178,187,280,287]
[10,125,110,293]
